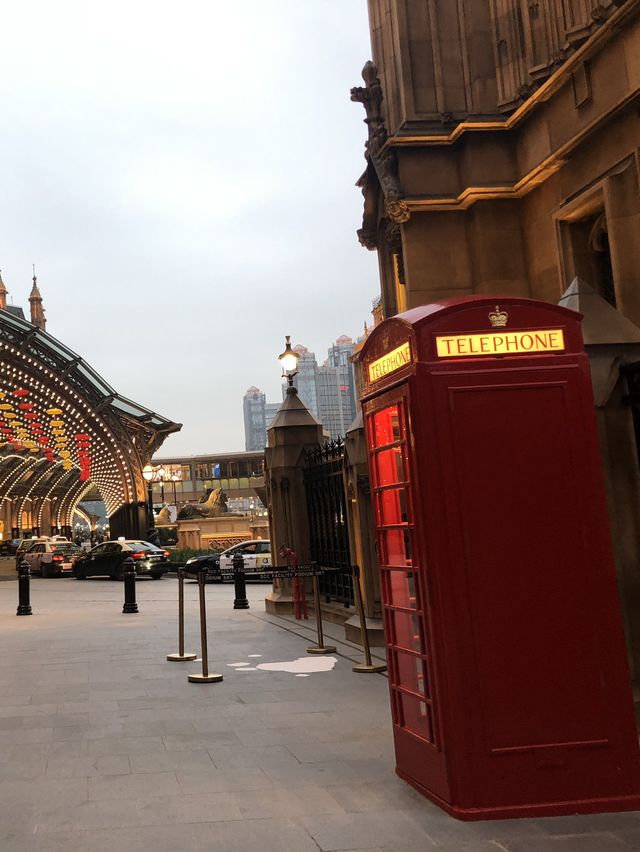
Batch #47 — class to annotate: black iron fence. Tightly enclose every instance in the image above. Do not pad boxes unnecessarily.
[303,438,354,606]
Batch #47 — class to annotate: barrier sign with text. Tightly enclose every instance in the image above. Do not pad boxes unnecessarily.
[263,564,337,580]
[182,564,337,581]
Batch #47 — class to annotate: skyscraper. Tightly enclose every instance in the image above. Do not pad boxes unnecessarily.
[243,387,267,451]
[265,402,280,432]
[288,345,319,418]
[317,336,357,439]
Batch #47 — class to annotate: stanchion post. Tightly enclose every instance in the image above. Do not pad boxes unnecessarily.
[188,571,223,683]
[233,554,249,610]
[16,560,32,616]
[307,574,336,654]
[122,557,138,614]
[352,564,386,673]
[167,568,197,661]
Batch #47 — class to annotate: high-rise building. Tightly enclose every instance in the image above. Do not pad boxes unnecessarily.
[246,337,357,445]
[280,337,357,439]
[243,387,267,451]
[289,345,319,418]
[243,390,287,451]
[265,402,280,432]
[317,336,357,438]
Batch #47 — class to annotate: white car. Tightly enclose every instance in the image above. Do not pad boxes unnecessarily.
[218,540,272,581]
[15,535,70,564]
[19,539,81,577]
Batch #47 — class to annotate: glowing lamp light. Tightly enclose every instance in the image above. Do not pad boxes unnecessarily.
[278,336,300,377]
[46,408,63,415]
[142,465,155,482]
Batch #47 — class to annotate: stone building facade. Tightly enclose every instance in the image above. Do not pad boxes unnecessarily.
[352,0,640,691]
[353,0,640,320]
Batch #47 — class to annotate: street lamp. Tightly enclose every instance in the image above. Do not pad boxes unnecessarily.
[142,464,155,527]
[156,467,166,503]
[170,471,181,507]
[278,335,300,391]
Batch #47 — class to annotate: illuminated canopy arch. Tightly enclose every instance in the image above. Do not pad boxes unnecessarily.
[0,308,180,539]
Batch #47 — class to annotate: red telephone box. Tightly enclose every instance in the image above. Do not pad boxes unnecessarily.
[360,296,640,820]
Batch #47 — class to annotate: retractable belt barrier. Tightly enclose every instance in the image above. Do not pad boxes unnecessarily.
[175,563,383,676]
[187,571,223,684]
[167,568,197,662]
[245,563,338,655]
[351,564,386,673]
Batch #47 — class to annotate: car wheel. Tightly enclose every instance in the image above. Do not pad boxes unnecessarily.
[40,563,48,578]
[75,570,86,580]
[151,573,162,580]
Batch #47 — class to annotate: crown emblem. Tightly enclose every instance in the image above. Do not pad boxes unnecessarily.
[488,305,508,328]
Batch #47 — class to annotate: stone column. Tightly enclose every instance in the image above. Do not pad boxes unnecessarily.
[559,278,640,688]
[264,387,324,615]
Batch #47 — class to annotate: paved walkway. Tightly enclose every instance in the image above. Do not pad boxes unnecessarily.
[0,576,639,852]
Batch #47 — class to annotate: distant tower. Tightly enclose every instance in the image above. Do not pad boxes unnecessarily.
[0,270,7,311]
[29,267,46,331]
[243,386,267,451]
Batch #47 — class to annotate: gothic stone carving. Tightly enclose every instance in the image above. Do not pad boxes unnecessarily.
[351,60,410,249]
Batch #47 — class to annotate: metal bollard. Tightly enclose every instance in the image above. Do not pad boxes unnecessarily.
[307,574,336,654]
[188,571,223,683]
[122,557,139,614]
[232,554,249,610]
[16,560,32,616]
[167,568,197,661]
[352,565,387,673]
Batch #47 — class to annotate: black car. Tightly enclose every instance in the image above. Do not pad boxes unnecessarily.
[0,538,21,557]
[183,552,223,583]
[73,540,169,580]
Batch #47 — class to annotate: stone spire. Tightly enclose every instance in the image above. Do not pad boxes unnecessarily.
[29,266,46,331]
[0,270,7,311]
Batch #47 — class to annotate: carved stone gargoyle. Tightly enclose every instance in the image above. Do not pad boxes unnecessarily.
[351,60,410,250]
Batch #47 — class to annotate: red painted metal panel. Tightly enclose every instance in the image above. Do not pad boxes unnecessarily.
[360,296,640,819]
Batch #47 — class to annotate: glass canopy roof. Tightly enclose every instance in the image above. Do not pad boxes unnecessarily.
[0,308,181,523]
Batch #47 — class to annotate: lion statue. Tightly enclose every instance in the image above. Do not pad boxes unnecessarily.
[177,488,228,520]
[155,506,172,525]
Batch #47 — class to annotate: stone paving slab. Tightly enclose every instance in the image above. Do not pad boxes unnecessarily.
[0,576,639,851]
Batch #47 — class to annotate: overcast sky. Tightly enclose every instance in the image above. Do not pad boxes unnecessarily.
[0,0,378,455]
